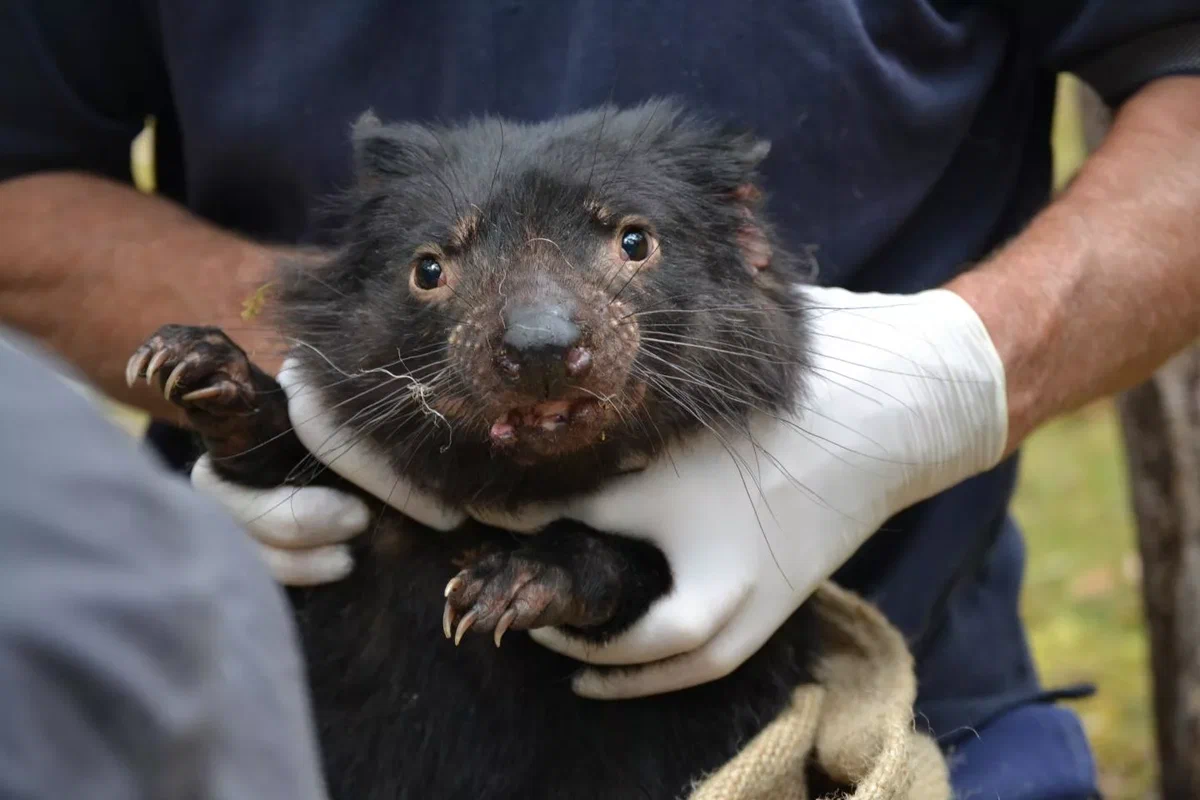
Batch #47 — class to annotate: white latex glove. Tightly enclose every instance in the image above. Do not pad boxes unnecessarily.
[191,284,1008,698]
[191,453,368,585]
[190,362,468,586]
[528,287,1007,698]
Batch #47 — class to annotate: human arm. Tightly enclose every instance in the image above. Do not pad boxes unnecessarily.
[0,1,285,421]
[531,69,1200,697]
[949,74,1200,454]
[0,173,288,421]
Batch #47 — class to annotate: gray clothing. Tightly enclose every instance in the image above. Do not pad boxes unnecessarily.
[0,326,328,799]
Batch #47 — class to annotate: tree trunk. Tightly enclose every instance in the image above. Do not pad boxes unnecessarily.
[1076,80,1200,799]
[1118,355,1200,799]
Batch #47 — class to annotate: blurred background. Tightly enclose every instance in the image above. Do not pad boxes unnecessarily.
[103,75,1151,799]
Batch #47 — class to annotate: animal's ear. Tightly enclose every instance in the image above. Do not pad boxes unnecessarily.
[351,110,442,182]
[710,128,771,207]
[713,124,771,175]
[730,133,771,171]
[717,131,773,275]
[734,195,772,275]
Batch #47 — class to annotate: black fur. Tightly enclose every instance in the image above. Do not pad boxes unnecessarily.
[132,99,833,799]
[288,522,821,800]
[277,98,811,509]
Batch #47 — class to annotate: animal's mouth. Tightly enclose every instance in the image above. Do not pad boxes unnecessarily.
[488,398,604,445]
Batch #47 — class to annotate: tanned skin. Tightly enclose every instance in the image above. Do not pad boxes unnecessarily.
[0,171,285,423]
[947,76,1200,454]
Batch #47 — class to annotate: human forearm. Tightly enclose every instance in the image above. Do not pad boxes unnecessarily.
[947,76,1200,455]
[0,171,287,420]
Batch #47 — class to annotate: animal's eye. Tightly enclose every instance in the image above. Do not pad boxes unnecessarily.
[620,228,650,261]
[413,257,444,290]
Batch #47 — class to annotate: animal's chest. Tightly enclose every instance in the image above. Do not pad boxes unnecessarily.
[284,512,810,800]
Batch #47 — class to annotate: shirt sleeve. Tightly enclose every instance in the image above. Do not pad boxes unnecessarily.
[0,327,329,800]
[1010,3,1200,105]
[0,0,170,184]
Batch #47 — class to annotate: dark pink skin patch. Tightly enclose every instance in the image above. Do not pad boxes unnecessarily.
[565,347,593,377]
[732,184,771,274]
[487,398,601,446]
[489,421,516,443]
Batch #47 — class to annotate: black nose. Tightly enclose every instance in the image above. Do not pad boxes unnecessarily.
[499,303,589,396]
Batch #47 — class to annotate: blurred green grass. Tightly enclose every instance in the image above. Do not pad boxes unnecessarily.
[1015,402,1150,799]
[1016,76,1153,800]
[115,76,1154,797]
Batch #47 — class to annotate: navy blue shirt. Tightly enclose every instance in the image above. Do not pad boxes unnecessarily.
[3,0,1198,743]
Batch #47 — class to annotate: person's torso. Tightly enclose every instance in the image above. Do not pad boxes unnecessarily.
[145,0,1061,738]
[149,0,1057,291]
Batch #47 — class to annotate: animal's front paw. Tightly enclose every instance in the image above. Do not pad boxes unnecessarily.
[443,551,592,648]
[126,325,256,414]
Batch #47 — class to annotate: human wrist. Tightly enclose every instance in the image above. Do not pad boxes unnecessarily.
[943,207,1091,455]
[943,278,1036,455]
[227,244,312,378]
[799,284,1008,508]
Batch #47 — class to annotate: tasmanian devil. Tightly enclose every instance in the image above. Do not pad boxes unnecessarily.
[127,99,840,799]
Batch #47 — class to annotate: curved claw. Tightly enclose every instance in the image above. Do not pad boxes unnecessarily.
[180,385,225,404]
[453,609,478,646]
[494,609,517,648]
[125,349,150,388]
[145,349,170,385]
[444,576,464,598]
[163,361,189,400]
[442,602,455,639]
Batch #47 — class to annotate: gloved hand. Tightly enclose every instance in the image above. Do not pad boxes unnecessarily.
[529,285,1008,697]
[190,452,368,586]
[189,361,468,586]
[190,284,1008,698]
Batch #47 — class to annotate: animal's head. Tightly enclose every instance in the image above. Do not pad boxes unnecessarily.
[280,99,810,503]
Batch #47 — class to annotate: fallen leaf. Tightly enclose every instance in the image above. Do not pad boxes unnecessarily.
[241,282,273,321]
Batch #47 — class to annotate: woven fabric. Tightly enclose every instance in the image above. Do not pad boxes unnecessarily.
[687,583,950,800]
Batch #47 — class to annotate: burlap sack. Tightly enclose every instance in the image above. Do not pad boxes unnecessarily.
[686,582,951,800]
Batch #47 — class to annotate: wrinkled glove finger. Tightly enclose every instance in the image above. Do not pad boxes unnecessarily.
[565,605,765,700]
[569,647,730,701]
[255,542,355,586]
[527,579,750,666]
[278,359,468,531]
[191,453,371,548]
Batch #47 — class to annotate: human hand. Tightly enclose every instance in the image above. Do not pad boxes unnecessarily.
[526,284,1008,698]
[190,283,1007,700]
[190,358,468,586]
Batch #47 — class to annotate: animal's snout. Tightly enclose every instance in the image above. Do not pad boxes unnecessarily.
[499,302,592,396]
[503,303,581,354]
